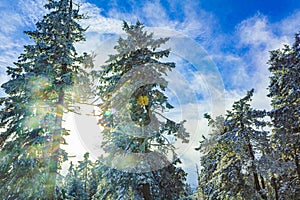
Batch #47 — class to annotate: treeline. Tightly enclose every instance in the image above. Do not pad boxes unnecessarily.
[0,1,190,199]
[196,33,300,199]
[0,0,299,200]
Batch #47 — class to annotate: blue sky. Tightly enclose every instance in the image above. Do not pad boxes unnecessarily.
[1,0,300,95]
[89,0,300,33]
[1,0,300,187]
[201,0,300,31]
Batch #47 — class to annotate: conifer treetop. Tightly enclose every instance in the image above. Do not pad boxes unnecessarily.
[96,21,189,173]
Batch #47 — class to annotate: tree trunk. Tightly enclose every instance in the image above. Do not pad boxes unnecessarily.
[142,183,151,200]
[46,88,65,199]
[141,140,151,200]
[241,114,267,200]
[247,142,267,200]
[271,176,279,200]
[46,1,73,197]
[260,175,266,191]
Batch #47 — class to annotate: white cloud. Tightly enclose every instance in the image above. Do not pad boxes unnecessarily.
[101,0,218,42]
[237,14,291,52]
[142,1,172,26]
[200,11,300,115]
[79,1,123,34]
[230,12,300,111]
[18,0,47,27]
[275,11,300,39]
[0,12,24,33]
[180,2,217,41]
[0,0,48,91]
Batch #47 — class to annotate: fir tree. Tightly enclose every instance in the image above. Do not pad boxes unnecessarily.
[0,0,89,198]
[95,159,188,200]
[267,31,300,198]
[197,90,269,199]
[61,153,99,200]
[96,21,189,199]
[196,115,226,199]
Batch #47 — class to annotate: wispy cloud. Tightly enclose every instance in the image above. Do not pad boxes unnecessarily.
[79,1,123,34]
[0,1,39,92]
[230,12,300,110]
[18,0,47,28]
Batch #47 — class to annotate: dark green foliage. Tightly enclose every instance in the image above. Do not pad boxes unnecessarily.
[196,31,300,200]
[96,21,190,199]
[59,153,99,200]
[0,0,88,198]
[197,90,269,199]
[267,31,300,199]
[96,159,188,200]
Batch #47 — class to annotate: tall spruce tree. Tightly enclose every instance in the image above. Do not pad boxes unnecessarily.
[0,0,89,198]
[267,31,300,198]
[197,90,269,199]
[196,115,226,199]
[96,21,189,199]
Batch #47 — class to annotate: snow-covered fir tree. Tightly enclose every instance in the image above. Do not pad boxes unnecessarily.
[60,153,99,199]
[267,31,300,199]
[197,90,269,199]
[95,21,190,199]
[0,0,90,198]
